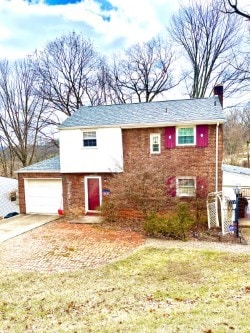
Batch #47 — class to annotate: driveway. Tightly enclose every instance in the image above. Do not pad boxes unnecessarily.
[0,220,145,272]
[0,214,59,243]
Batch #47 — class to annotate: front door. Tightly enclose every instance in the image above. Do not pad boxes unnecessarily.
[87,177,100,211]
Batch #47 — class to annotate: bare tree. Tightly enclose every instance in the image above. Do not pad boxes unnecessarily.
[222,0,250,20]
[33,32,101,116]
[169,0,243,98]
[0,59,53,173]
[223,107,250,165]
[104,37,179,104]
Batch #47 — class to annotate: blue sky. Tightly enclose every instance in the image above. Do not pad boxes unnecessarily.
[0,0,249,60]
[0,0,181,59]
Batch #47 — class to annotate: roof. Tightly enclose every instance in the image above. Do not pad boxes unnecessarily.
[59,96,225,129]
[0,176,18,187]
[222,164,250,176]
[17,156,60,173]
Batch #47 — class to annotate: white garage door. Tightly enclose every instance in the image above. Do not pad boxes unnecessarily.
[25,179,62,214]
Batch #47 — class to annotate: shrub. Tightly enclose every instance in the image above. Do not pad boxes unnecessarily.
[100,198,118,223]
[143,203,194,241]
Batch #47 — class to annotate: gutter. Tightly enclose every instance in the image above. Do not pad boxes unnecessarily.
[215,122,219,192]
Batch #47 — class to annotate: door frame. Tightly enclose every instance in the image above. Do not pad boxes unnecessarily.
[84,176,102,213]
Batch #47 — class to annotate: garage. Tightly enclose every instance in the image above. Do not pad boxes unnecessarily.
[24,179,62,214]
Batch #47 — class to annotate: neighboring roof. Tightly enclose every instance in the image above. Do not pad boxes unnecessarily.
[0,176,18,187]
[222,164,250,176]
[59,96,225,129]
[17,156,60,173]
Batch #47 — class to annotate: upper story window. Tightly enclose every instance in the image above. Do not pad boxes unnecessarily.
[177,177,195,197]
[165,125,208,149]
[177,127,195,146]
[83,131,97,147]
[150,133,161,154]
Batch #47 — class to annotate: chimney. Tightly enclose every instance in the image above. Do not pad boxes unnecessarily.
[213,84,223,108]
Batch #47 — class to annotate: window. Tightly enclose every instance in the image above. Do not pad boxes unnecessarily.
[177,177,195,197]
[83,131,97,147]
[150,133,161,154]
[177,127,195,145]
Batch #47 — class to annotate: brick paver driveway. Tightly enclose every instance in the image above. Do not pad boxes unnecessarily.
[0,221,145,272]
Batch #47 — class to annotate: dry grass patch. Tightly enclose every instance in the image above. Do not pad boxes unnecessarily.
[0,247,249,332]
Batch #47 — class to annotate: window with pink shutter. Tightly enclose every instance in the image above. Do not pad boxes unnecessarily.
[165,127,176,149]
[196,125,208,147]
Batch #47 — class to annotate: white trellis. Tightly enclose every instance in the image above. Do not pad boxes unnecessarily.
[207,191,234,235]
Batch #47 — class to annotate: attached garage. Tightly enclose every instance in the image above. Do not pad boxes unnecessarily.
[17,156,62,215]
[24,179,62,214]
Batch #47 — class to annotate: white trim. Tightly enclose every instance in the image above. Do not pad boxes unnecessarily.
[215,122,219,192]
[150,133,161,154]
[58,120,225,131]
[82,129,98,148]
[84,176,102,213]
[176,126,196,146]
[176,176,196,197]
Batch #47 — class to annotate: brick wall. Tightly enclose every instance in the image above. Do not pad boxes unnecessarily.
[122,124,223,194]
[62,173,111,216]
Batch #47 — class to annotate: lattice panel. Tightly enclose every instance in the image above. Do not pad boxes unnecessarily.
[207,202,218,228]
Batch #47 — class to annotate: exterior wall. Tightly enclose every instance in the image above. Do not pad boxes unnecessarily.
[223,171,250,199]
[62,173,111,216]
[59,127,123,173]
[18,172,61,214]
[18,124,223,217]
[121,124,223,195]
[0,177,19,218]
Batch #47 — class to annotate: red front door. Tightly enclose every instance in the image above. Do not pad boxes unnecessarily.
[87,178,100,211]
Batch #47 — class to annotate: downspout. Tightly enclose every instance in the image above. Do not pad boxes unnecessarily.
[215,122,219,193]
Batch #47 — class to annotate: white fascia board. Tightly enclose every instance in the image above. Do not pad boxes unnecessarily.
[59,119,225,131]
[17,170,61,174]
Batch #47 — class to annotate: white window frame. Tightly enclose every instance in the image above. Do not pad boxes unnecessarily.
[82,130,97,148]
[150,133,161,154]
[176,177,196,197]
[176,126,196,146]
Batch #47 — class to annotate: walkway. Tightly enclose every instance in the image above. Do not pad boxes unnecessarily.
[0,219,249,273]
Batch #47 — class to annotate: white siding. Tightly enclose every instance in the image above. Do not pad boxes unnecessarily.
[223,171,250,199]
[0,177,19,218]
[59,127,123,173]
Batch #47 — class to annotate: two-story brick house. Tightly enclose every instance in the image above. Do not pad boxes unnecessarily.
[17,91,225,216]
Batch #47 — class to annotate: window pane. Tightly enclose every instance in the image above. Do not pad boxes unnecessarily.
[178,178,195,196]
[83,131,97,147]
[152,144,159,152]
[178,127,194,145]
[150,134,160,153]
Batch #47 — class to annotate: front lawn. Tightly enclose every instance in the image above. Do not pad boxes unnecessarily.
[0,247,249,332]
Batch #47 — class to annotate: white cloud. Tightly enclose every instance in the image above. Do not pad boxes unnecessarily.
[1,0,249,60]
[0,0,179,59]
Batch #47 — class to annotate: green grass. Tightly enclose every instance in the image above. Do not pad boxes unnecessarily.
[0,247,250,332]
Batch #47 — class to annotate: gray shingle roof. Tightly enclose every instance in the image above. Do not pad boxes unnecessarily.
[17,156,60,173]
[59,96,225,129]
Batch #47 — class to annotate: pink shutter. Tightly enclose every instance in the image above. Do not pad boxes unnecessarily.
[196,125,208,147]
[165,127,176,149]
[196,177,208,198]
[166,176,176,197]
